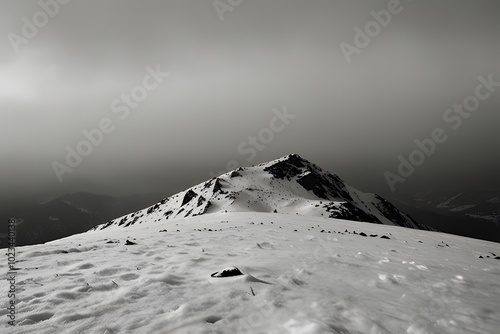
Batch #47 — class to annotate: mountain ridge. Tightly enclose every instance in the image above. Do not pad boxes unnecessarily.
[92,154,433,232]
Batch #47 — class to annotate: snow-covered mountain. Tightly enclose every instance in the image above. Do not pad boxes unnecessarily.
[92,154,432,232]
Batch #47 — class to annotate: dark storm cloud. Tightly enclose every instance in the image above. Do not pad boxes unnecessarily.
[1,0,499,202]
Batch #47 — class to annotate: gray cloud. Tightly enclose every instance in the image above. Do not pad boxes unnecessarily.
[1,0,499,202]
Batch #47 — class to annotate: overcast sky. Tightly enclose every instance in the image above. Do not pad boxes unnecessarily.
[1,0,499,202]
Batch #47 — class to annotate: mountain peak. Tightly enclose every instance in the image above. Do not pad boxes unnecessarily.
[282,153,307,161]
[267,153,310,166]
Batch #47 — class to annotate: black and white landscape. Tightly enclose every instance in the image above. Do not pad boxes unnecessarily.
[2,1,500,333]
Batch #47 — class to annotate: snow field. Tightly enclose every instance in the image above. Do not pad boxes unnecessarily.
[1,212,499,333]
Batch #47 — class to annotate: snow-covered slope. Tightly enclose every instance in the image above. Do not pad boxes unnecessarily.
[3,212,499,333]
[92,154,431,232]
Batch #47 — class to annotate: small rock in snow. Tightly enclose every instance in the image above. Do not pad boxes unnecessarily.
[210,266,244,278]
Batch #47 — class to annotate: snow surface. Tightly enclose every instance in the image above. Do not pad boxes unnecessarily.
[2,212,499,334]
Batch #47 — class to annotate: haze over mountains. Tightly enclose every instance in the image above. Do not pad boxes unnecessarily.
[0,193,167,247]
[390,189,500,243]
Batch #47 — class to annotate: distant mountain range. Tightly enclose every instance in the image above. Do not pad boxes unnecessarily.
[1,192,167,247]
[92,154,433,232]
[390,189,500,243]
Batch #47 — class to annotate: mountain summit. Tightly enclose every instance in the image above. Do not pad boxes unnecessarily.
[92,154,432,231]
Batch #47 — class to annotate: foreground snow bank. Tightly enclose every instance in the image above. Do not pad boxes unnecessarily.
[1,213,499,333]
